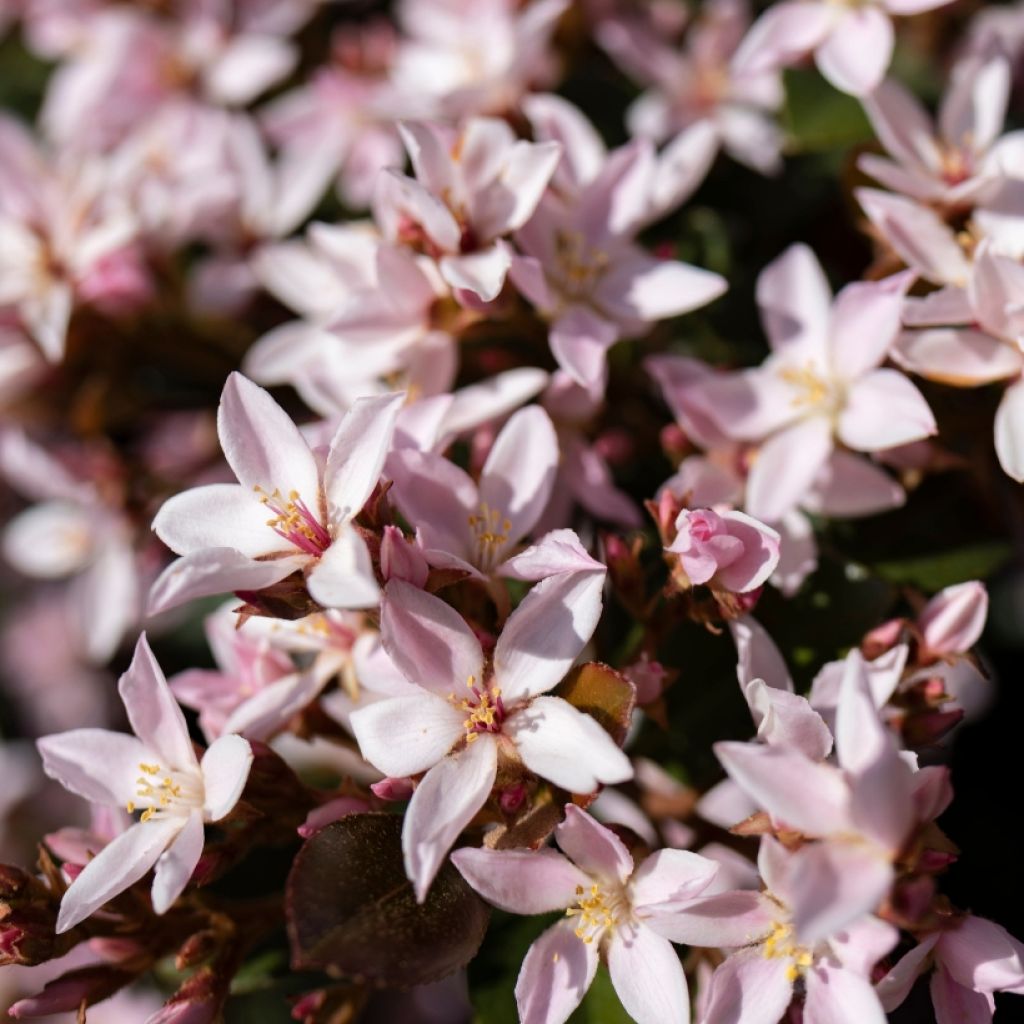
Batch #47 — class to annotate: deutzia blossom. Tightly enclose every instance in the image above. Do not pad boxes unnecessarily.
[668,508,780,593]
[37,635,253,933]
[150,373,403,613]
[349,573,631,900]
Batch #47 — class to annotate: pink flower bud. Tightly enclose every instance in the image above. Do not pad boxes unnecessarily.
[624,656,668,704]
[380,526,429,588]
[668,508,780,593]
[297,797,368,838]
[371,777,415,802]
[917,581,988,656]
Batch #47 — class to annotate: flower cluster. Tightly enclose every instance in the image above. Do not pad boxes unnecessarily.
[1,1,1023,1022]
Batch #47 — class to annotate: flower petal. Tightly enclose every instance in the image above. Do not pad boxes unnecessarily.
[606,925,690,1024]
[494,571,604,702]
[403,735,498,902]
[515,918,599,1024]
[56,818,182,933]
[200,733,253,821]
[305,526,381,609]
[995,377,1024,482]
[150,809,205,914]
[119,634,196,771]
[829,272,914,381]
[554,805,633,884]
[350,693,465,778]
[37,729,150,808]
[505,696,632,794]
[700,948,794,1024]
[815,8,893,97]
[837,369,936,451]
[440,243,513,302]
[451,846,591,914]
[152,483,275,558]
[549,306,619,390]
[381,579,484,696]
[630,849,719,912]
[756,243,832,359]
[803,964,887,1024]
[217,372,320,504]
[641,890,777,948]
[745,416,833,522]
[803,451,905,518]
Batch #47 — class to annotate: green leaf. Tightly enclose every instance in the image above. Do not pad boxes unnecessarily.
[782,68,872,152]
[286,813,490,987]
[871,543,1011,591]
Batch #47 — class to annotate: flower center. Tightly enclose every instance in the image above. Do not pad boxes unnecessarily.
[565,882,630,943]
[763,920,815,981]
[778,362,831,411]
[467,501,511,571]
[127,762,203,822]
[450,674,505,742]
[554,229,610,298]
[255,486,332,557]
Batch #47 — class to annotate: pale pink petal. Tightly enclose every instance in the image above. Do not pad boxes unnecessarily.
[2,502,96,578]
[700,948,793,1024]
[857,154,943,201]
[494,571,604,702]
[829,271,915,380]
[918,581,988,654]
[205,34,295,104]
[649,121,720,215]
[523,93,607,192]
[714,511,781,593]
[902,287,972,327]
[756,243,832,358]
[893,328,1022,385]
[146,549,304,615]
[732,2,835,77]
[939,56,1008,155]
[555,805,633,883]
[549,306,619,390]
[930,967,995,1024]
[745,416,834,522]
[56,818,182,933]
[938,915,1024,993]
[37,729,150,808]
[217,372,321,504]
[387,447,478,559]
[440,243,513,302]
[771,509,819,596]
[876,935,940,1011]
[403,735,498,902]
[324,392,404,521]
[515,918,599,1024]
[381,579,484,696]
[76,538,139,663]
[598,256,727,322]
[641,890,777,948]
[563,435,644,528]
[967,242,1024,342]
[150,809,204,914]
[746,681,833,760]
[23,280,72,363]
[803,964,887,1024]
[372,169,461,252]
[119,634,195,771]
[837,368,936,451]
[785,842,894,945]
[856,189,969,285]
[501,529,606,580]
[713,741,851,836]
[630,849,719,912]
[397,121,455,196]
[152,483,276,557]
[474,139,562,238]
[199,734,253,821]
[730,615,794,693]
[606,924,690,1024]
[577,138,656,241]
[995,377,1024,482]
[478,404,559,549]
[505,696,632,793]
[815,8,894,97]
[829,914,899,975]
[222,671,326,741]
[349,693,465,778]
[305,526,381,609]
[803,451,905,518]
[451,847,590,914]
[862,79,941,174]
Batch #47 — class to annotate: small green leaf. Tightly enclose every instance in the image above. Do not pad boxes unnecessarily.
[286,814,490,987]
[872,543,1011,591]
[782,68,872,152]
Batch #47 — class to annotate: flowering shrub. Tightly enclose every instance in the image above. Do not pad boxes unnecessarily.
[1,1,1023,1022]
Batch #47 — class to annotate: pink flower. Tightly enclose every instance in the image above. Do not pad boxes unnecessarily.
[373,116,561,301]
[668,507,780,593]
[877,914,1024,1020]
[37,635,253,932]
[453,806,769,1024]
[733,0,955,98]
[689,244,934,521]
[349,574,631,899]
[599,0,784,175]
[916,580,988,656]
[150,373,403,613]
[388,404,559,579]
[510,133,727,392]
[701,838,898,1024]
[861,53,1014,206]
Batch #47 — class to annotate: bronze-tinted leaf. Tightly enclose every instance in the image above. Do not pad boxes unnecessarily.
[555,661,636,745]
[286,814,489,987]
